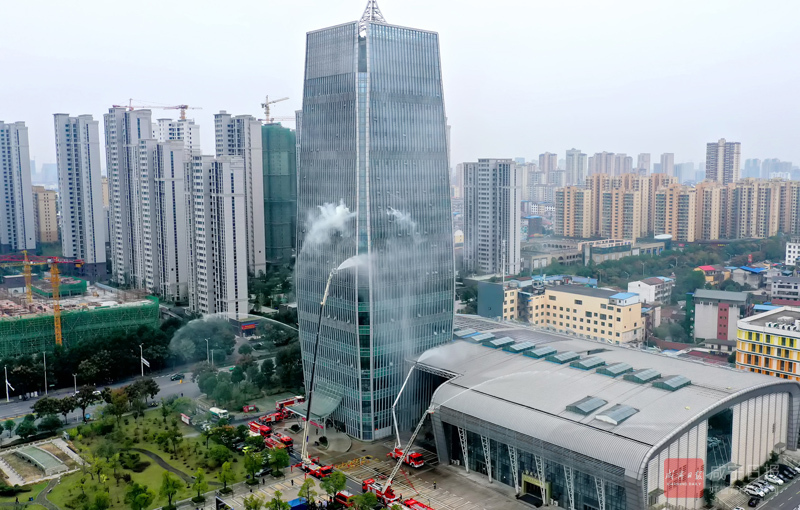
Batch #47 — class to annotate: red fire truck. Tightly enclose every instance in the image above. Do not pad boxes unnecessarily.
[403,499,435,510]
[294,457,332,479]
[362,478,401,506]
[248,422,272,437]
[272,432,294,449]
[334,491,356,507]
[388,447,425,468]
[264,437,286,450]
[275,396,305,411]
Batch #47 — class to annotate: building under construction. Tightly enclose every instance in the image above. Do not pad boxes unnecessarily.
[0,278,159,357]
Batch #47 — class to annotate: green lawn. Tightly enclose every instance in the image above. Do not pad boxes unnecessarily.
[52,409,251,509]
[0,480,48,503]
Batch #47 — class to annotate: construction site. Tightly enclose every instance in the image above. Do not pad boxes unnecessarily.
[0,270,159,358]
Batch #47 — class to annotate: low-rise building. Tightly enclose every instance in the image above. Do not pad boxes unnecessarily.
[785,238,800,267]
[736,306,800,380]
[627,276,675,305]
[688,289,749,342]
[694,264,730,285]
[771,276,800,305]
[730,266,767,289]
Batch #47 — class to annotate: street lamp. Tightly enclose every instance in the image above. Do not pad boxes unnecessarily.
[205,338,210,366]
[72,374,77,394]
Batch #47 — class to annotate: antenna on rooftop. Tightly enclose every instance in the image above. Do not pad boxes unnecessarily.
[359,0,386,35]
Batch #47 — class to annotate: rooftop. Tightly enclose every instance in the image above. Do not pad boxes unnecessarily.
[737,266,767,274]
[739,306,800,329]
[774,277,800,284]
[417,315,794,479]
[548,285,617,299]
[693,289,749,303]
[640,277,673,286]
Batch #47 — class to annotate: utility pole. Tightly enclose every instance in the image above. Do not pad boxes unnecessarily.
[205,338,210,365]
[140,344,144,377]
[43,351,47,396]
[4,366,8,403]
[501,239,507,286]
[73,374,77,394]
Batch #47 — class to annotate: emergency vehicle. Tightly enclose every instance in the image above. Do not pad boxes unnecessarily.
[403,498,436,510]
[388,447,425,468]
[264,437,286,450]
[334,491,355,507]
[361,478,400,506]
[272,432,294,448]
[248,422,271,437]
[258,410,287,425]
[294,457,332,478]
[275,396,305,411]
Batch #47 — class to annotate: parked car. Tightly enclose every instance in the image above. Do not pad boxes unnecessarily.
[733,506,744,510]
[744,487,764,497]
[755,481,775,492]
[233,442,245,452]
[254,468,271,477]
[779,464,797,477]
[170,373,185,381]
[765,474,783,485]
[748,497,760,507]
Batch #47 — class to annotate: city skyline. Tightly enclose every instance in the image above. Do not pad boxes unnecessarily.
[2,0,799,169]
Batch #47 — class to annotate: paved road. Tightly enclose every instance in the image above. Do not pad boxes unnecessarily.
[0,371,201,423]
[761,482,800,510]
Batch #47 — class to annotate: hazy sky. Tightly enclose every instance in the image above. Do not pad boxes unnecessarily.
[3,0,800,170]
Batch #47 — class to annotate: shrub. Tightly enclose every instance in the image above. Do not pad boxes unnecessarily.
[0,483,29,496]
[191,496,206,503]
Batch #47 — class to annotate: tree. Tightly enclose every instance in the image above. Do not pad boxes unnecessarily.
[157,428,183,455]
[298,478,317,505]
[108,453,121,480]
[124,482,155,510]
[92,491,111,510]
[192,468,209,500]
[3,419,14,437]
[75,385,99,422]
[268,448,290,476]
[238,344,253,356]
[320,470,347,500]
[244,451,263,480]
[208,444,232,464]
[15,419,37,441]
[219,461,235,491]
[133,377,160,402]
[106,388,129,425]
[160,398,174,424]
[58,396,77,424]
[37,415,62,434]
[96,440,117,460]
[159,472,182,509]
[275,343,303,389]
[260,359,275,387]
[243,494,265,510]
[212,380,233,404]
[231,366,245,386]
[197,372,218,397]
[32,397,60,418]
[131,398,147,422]
[267,490,290,510]
[352,492,378,510]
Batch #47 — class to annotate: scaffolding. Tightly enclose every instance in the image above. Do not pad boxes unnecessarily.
[0,296,159,358]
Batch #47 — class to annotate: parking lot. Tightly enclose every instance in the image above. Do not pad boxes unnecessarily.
[718,458,800,510]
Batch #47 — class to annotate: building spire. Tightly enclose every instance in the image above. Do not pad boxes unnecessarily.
[359,0,386,33]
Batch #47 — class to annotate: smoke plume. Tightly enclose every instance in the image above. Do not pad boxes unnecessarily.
[303,200,356,249]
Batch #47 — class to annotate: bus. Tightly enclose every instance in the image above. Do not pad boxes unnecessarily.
[209,407,229,421]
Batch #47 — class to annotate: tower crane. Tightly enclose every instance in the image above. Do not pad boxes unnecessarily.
[112,99,202,120]
[0,253,84,346]
[260,95,295,123]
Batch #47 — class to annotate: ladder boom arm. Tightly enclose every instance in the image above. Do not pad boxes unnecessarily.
[387,404,434,486]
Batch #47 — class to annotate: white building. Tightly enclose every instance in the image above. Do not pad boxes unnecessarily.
[137,139,189,302]
[627,276,675,305]
[660,153,675,178]
[786,238,800,267]
[187,155,248,317]
[705,138,741,185]
[0,121,35,253]
[463,158,522,275]
[636,153,651,173]
[214,112,266,276]
[53,114,106,280]
[565,148,587,186]
[104,107,153,286]
[154,118,201,155]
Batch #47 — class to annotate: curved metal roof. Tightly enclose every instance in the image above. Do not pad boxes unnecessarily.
[422,316,800,479]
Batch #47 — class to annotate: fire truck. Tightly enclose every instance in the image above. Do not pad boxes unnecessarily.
[362,478,401,506]
[264,437,286,450]
[248,422,271,437]
[403,498,436,510]
[275,395,305,411]
[294,456,332,478]
[362,405,436,507]
[272,432,294,449]
[334,491,356,507]
[257,409,289,425]
[388,447,425,468]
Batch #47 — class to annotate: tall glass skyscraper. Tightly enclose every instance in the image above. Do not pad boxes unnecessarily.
[296,1,454,441]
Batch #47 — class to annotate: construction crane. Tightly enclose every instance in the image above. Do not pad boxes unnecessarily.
[112,99,202,120]
[0,254,84,346]
[260,95,295,123]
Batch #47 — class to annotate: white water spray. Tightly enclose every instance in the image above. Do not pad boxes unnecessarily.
[303,200,356,249]
[387,207,417,233]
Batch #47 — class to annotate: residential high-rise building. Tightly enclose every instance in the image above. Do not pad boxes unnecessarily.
[565,148,587,186]
[587,173,612,235]
[187,155,248,316]
[31,186,58,244]
[647,173,678,233]
[54,114,106,280]
[463,159,522,275]
[695,181,724,240]
[214,112,266,276]
[261,123,297,262]
[660,153,675,178]
[101,176,109,207]
[295,2,455,440]
[590,151,615,175]
[154,118,201,155]
[137,140,189,302]
[601,188,641,240]
[539,152,557,175]
[706,138,741,185]
[614,153,633,175]
[637,153,651,174]
[104,107,152,286]
[0,121,35,254]
[554,187,592,238]
[653,183,697,242]
[744,158,761,179]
